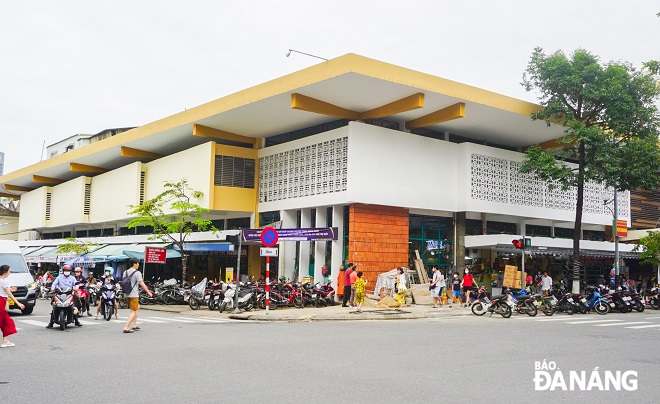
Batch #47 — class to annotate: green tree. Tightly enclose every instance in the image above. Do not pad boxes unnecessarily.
[633,231,660,283]
[126,178,218,280]
[520,47,660,292]
[56,238,99,255]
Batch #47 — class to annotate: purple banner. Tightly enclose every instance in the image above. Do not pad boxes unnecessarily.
[242,227,338,242]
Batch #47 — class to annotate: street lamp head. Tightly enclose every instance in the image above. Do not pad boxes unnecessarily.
[286,50,291,57]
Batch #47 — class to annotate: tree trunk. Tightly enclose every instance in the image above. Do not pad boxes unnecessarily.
[181,254,188,281]
[572,141,586,293]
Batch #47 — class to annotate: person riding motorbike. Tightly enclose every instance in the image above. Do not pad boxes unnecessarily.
[47,265,82,327]
[87,272,97,286]
[74,267,91,316]
[95,268,119,320]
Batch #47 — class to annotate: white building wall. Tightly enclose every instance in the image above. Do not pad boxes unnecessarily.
[258,122,629,227]
[89,162,144,223]
[49,177,89,227]
[18,187,49,230]
[145,142,213,211]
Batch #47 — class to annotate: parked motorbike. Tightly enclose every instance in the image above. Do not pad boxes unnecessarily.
[603,287,633,313]
[188,278,208,310]
[579,286,611,315]
[506,289,538,317]
[648,287,660,310]
[471,287,512,318]
[51,287,77,331]
[313,281,336,306]
[100,283,117,321]
[219,284,255,313]
[536,293,558,316]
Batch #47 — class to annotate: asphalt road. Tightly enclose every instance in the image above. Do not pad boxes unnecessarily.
[2,302,659,403]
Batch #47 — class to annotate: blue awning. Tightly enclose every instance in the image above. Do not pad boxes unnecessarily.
[174,243,235,253]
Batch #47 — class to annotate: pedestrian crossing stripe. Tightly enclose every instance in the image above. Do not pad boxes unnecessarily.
[594,322,650,327]
[18,319,49,327]
[147,316,196,323]
[625,324,660,329]
[564,319,622,325]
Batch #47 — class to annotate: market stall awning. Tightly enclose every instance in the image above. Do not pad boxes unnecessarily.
[83,243,134,261]
[174,243,235,253]
[23,246,75,263]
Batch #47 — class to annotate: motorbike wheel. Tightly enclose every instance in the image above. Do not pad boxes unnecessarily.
[118,298,128,309]
[139,294,150,305]
[104,304,113,321]
[293,294,304,309]
[471,303,486,316]
[594,302,608,315]
[243,302,253,312]
[649,298,659,310]
[189,297,200,310]
[499,303,512,318]
[59,311,66,331]
[163,292,176,305]
[542,306,556,316]
[563,304,574,315]
[635,301,645,312]
[208,298,216,311]
[218,301,227,313]
[526,303,538,317]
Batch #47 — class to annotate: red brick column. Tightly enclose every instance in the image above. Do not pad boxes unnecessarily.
[348,204,409,287]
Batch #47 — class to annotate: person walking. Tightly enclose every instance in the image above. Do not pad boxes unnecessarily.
[342,263,353,307]
[353,271,367,312]
[349,264,358,308]
[541,271,553,296]
[394,267,407,310]
[450,272,461,308]
[461,268,476,308]
[430,267,445,308]
[0,265,24,348]
[122,258,153,334]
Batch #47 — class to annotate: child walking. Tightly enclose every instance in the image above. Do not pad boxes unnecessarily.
[353,271,367,312]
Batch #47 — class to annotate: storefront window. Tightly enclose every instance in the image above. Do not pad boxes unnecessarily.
[409,215,453,271]
[526,225,551,237]
[555,227,574,239]
[259,211,280,227]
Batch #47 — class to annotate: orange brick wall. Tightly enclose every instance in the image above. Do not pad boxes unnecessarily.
[348,204,409,287]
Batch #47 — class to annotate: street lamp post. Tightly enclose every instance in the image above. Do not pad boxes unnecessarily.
[603,190,620,280]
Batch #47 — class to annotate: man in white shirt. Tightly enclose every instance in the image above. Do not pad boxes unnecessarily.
[541,271,553,296]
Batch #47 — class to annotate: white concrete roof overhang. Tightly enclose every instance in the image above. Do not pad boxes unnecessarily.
[466,234,639,259]
[0,54,564,193]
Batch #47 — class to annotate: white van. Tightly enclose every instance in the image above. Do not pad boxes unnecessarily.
[0,240,37,314]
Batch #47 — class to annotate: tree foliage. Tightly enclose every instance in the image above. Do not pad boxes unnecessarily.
[126,178,218,279]
[633,231,660,269]
[56,238,99,255]
[520,47,660,291]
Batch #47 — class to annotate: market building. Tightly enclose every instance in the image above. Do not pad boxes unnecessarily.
[0,53,639,290]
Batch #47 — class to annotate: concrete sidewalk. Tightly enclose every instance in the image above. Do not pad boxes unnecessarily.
[140,302,476,322]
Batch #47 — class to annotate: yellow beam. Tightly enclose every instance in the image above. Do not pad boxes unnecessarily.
[291,93,360,120]
[359,93,425,120]
[69,163,108,174]
[0,192,20,199]
[33,175,63,185]
[193,124,258,147]
[405,102,465,129]
[120,146,163,159]
[3,184,34,192]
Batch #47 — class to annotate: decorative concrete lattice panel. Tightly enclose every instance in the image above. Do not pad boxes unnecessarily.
[259,137,348,203]
[471,153,629,218]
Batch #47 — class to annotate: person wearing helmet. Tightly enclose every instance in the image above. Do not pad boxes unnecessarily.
[47,265,82,328]
[95,268,118,320]
[87,271,97,286]
[74,267,91,316]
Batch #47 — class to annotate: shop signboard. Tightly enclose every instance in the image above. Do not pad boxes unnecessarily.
[243,227,338,242]
[145,247,167,264]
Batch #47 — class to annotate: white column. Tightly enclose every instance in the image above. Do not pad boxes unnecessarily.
[314,207,328,283]
[299,208,312,280]
[280,209,297,281]
[330,205,345,292]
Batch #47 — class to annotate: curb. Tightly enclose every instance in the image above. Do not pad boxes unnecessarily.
[227,309,476,322]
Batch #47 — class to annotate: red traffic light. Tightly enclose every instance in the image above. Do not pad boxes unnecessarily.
[512,239,523,249]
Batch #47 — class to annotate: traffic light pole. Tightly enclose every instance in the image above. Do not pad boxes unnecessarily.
[521,241,526,292]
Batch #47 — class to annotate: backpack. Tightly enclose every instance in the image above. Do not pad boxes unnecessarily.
[120,270,137,294]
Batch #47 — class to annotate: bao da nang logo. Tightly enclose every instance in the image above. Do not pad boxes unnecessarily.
[534,360,638,391]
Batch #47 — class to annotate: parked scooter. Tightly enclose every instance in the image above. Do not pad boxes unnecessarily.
[50,287,77,331]
[648,287,660,310]
[218,284,255,313]
[471,286,512,318]
[506,289,538,317]
[579,286,611,315]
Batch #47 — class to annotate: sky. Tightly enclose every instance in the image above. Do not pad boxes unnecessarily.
[0,0,658,174]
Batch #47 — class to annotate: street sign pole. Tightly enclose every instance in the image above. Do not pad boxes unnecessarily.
[266,255,270,314]
[260,228,279,316]
[233,230,242,314]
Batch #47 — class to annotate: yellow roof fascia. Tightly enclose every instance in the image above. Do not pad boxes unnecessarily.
[0,53,542,184]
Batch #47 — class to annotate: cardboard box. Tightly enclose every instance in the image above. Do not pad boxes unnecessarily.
[505,265,519,273]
